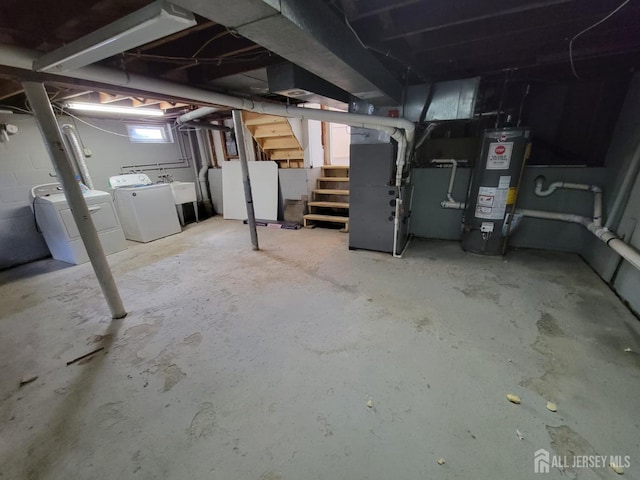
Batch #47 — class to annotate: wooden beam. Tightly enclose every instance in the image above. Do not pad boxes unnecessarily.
[138,21,217,52]
[350,0,421,21]
[0,79,23,101]
[99,92,132,104]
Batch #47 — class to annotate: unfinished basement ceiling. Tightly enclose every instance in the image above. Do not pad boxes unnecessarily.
[324,0,640,81]
[1,0,640,106]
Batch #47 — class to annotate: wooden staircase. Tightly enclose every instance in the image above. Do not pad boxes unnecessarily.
[242,112,304,168]
[304,165,350,232]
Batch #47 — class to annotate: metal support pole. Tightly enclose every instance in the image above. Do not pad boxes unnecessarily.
[23,82,127,319]
[232,110,259,250]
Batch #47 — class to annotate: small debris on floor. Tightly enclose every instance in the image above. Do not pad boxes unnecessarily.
[507,393,521,404]
[366,399,373,408]
[610,462,625,475]
[624,347,632,352]
[437,458,446,465]
[546,401,558,412]
[516,429,525,440]
[19,374,38,386]
[66,347,104,366]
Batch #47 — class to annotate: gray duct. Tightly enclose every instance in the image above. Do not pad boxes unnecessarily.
[172,0,402,104]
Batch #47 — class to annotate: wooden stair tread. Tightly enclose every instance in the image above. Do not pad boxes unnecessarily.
[262,137,300,150]
[303,214,349,222]
[308,201,350,208]
[318,176,349,182]
[321,165,349,169]
[313,189,349,195]
[269,149,304,160]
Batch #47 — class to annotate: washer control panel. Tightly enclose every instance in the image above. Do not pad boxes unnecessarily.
[109,174,153,188]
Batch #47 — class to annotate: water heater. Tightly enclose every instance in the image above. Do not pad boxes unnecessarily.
[461,128,531,255]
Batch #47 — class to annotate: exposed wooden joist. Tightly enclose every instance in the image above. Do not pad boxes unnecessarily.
[137,20,217,52]
[350,0,422,21]
[160,44,265,76]
[382,0,573,41]
[0,79,23,101]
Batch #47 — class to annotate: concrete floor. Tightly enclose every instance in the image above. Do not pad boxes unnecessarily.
[1,217,639,480]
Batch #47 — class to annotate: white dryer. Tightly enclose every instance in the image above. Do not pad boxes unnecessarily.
[109,174,181,243]
[30,183,127,265]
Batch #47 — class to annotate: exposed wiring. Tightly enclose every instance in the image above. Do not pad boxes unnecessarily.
[225,26,243,39]
[344,14,368,49]
[0,104,33,114]
[191,30,230,58]
[569,0,630,79]
[345,15,425,81]
[123,50,269,65]
[54,106,130,137]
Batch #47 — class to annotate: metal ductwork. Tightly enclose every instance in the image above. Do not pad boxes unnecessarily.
[267,63,350,109]
[172,0,403,105]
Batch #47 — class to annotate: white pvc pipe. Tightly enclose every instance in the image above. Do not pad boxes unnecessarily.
[177,106,413,144]
[593,191,603,228]
[534,177,601,197]
[195,129,211,205]
[437,169,640,271]
[608,238,640,271]
[0,45,416,142]
[441,200,466,210]
[432,159,461,203]
[515,208,591,227]
[179,107,219,123]
[606,141,640,229]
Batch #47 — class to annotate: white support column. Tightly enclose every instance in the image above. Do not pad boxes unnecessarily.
[232,110,259,251]
[23,82,127,319]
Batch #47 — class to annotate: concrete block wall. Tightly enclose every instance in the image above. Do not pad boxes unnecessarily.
[0,113,197,270]
[410,166,606,252]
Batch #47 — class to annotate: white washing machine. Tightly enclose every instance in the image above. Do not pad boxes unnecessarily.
[30,183,127,265]
[109,174,181,243]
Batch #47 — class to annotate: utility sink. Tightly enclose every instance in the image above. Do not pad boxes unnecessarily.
[169,181,197,205]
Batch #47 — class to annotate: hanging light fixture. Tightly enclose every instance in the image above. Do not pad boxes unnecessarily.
[66,102,164,117]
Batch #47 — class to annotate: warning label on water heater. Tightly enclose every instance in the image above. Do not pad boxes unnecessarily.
[486,142,514,170]
[475,186,509,220]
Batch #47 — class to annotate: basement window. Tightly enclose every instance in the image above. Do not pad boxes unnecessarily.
[126,124,173,143]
